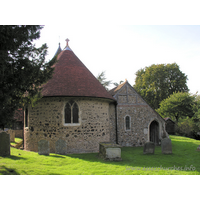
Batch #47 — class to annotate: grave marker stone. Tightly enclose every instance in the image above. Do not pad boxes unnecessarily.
[99,142,122,161]
[38,140,50,155]
[143,142,155,154]
[7,130,15,142]
[161,138,172,154]
[0,132,10,156]
[55,139,67,155]
[197,145,200,151]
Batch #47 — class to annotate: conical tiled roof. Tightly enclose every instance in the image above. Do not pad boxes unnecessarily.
[41,39,115,101]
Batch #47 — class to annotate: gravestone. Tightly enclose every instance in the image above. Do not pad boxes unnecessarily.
[38,140,50,155]
[55,139,67,155]
[161,138,172,154]
[99,142,122,161]
[143,142,155,154]
[7,130,15,142]
[197,145,200,151]
[0,132,10,156]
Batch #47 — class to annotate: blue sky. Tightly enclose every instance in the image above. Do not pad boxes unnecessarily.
[3,1,200,94]
[36,25,200,94]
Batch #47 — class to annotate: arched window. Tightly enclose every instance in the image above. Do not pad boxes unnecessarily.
[65,101,79,124]
[125,116,130,130]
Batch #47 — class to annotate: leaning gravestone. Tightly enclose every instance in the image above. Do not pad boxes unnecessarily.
[55,139,67,155]
[99,142,122,161]
[143,142,155,154]
[0,132,10,156]
[38,140,50,155]
[161,138,172,154]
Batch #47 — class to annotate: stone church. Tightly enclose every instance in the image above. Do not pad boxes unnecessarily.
[24,39,168,154]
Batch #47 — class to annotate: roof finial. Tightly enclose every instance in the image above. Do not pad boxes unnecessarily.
[66,38,70,46]
[64,38,72,51]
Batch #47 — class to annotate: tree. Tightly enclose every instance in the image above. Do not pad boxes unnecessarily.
[134,63,189,109]
[96,71,112,90]
[113,80,124,87]
[192,94,200,129]
[0,25,55,129]
[156,92,195,122]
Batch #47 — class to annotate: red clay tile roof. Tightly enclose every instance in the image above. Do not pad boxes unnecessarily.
[41,47,115,101]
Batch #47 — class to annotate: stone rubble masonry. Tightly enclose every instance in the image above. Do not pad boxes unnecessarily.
[109,103,116,143]
[24,97,116,154]
[113,82,167,147]
[14,130,23,138]
[24,80,168,154]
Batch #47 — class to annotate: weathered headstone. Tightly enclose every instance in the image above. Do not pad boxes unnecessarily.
[55,139,67,155]
[7,130,15,142]
[161,138,172,154]
[143,142,155,154]
[38,140,50,155]
[99,142,122,161]
[0,132,10,156]
[197,145,200,151]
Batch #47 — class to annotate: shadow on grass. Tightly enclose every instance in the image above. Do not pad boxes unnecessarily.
[64,137,200,173]
[0,166,19,175]
[41,154,67,159]
[7,155,27,160]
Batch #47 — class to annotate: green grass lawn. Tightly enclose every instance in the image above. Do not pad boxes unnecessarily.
[1,135,200,175]
[10,137,23,146]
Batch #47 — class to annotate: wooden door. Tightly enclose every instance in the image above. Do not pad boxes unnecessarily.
[150,121,159,145]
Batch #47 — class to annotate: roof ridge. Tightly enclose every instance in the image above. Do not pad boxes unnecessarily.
[109,81,127,96]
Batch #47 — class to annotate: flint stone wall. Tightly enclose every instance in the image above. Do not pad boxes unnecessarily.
[14,130,23,138]
[113,82,167,147]
[24,97,115,154]
[0,132,10,156]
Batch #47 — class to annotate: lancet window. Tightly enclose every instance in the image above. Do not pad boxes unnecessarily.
[65,101,79,124]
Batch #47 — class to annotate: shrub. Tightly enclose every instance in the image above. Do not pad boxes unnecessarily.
[176,117,199,139]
